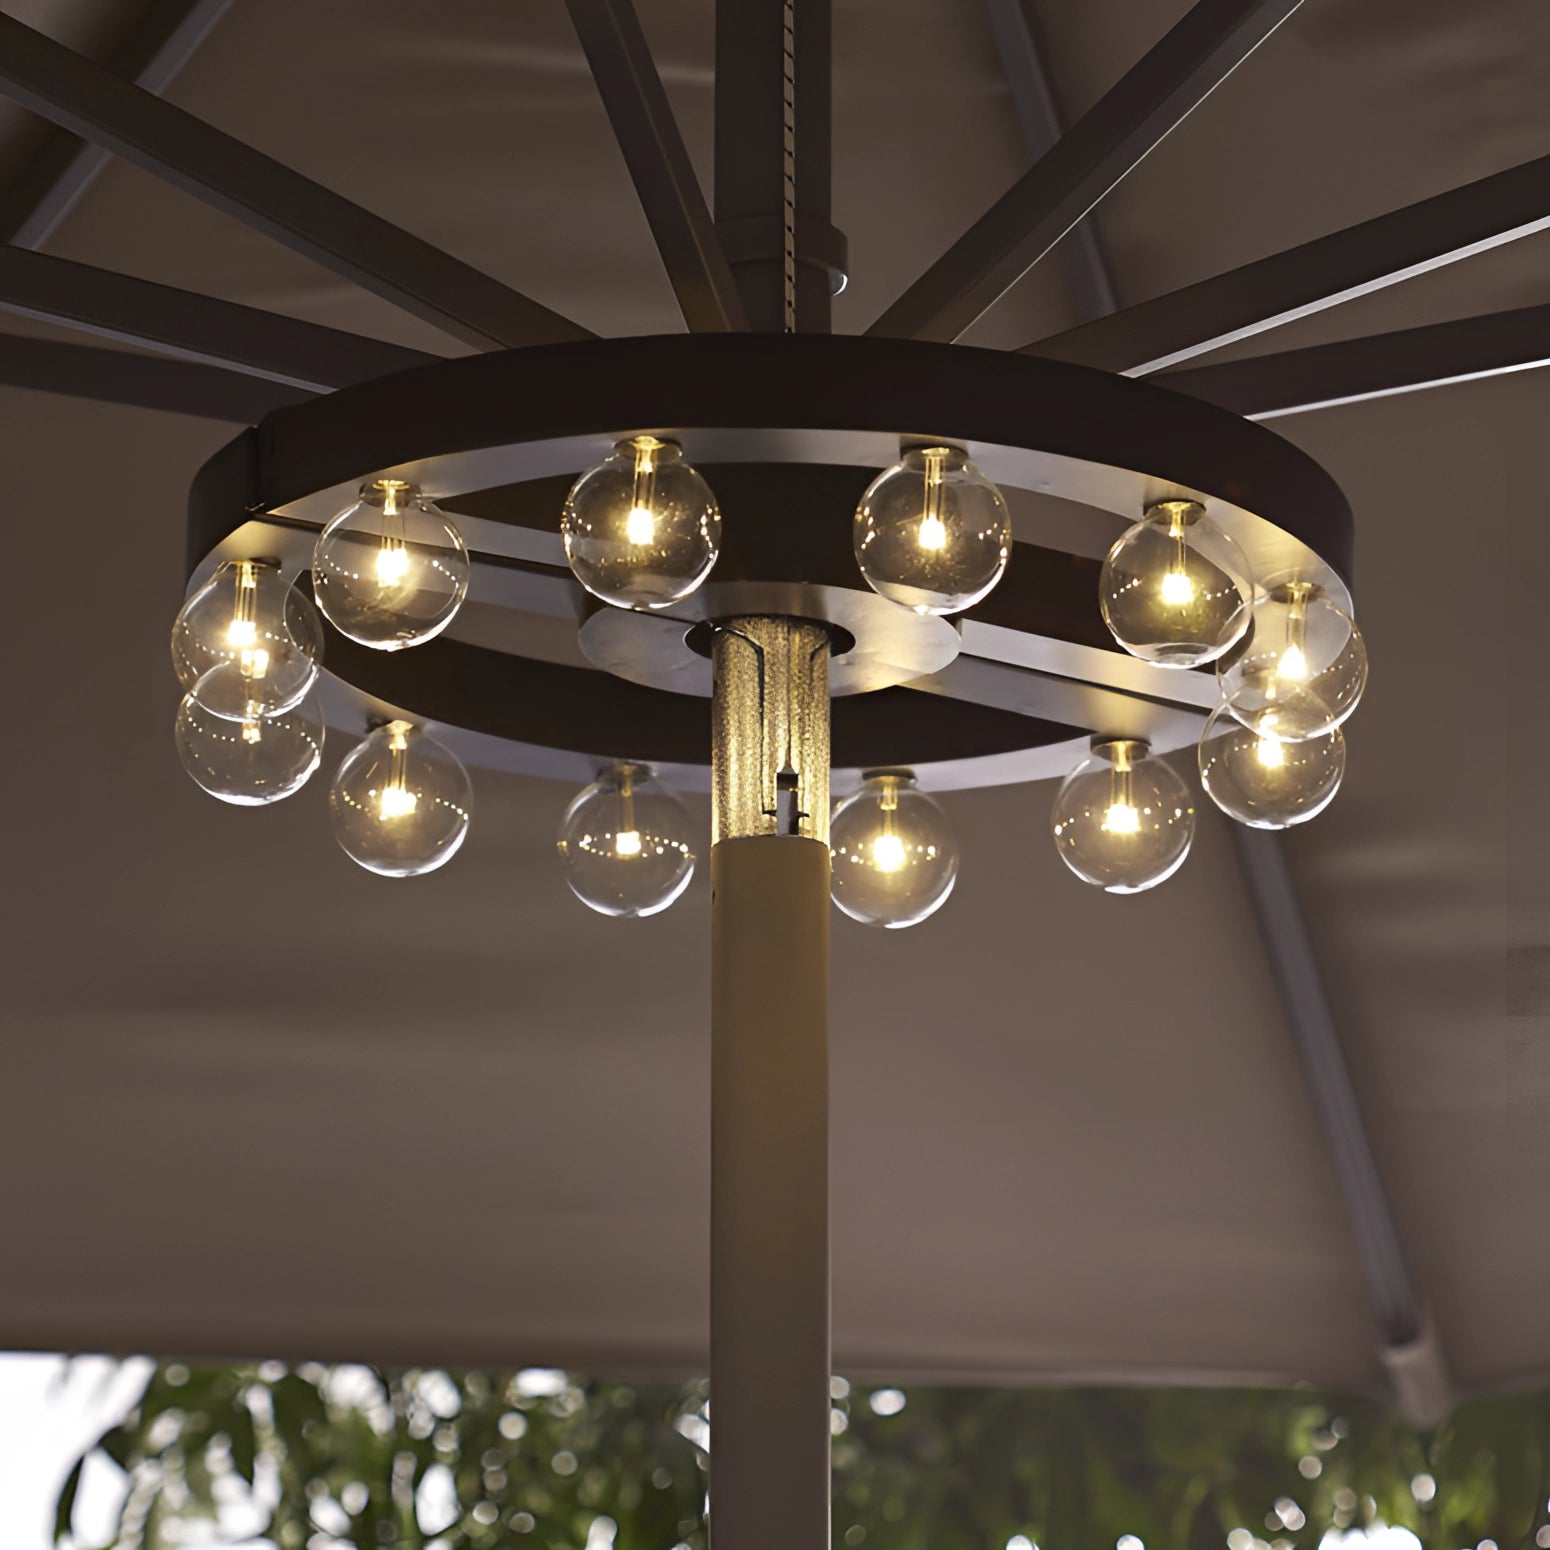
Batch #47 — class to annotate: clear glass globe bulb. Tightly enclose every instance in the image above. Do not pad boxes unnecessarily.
[313,479,470,650]
[1099,499,1254,667]
[175,687,323,806]
[830,771,958,928]
[171,558,323,720]
[329,720,472,877]
[1218,581,1367,740]
[1051,738,1194,894]
[1198,703,1345,829]
[854,445,1011,615]
[556,763,697,918]
[562,437,721,609]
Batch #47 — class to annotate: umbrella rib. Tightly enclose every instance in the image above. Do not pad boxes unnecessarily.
[565,0,748,332]
[0,246,443,391]
[1025,153,1550,375]
[979,0,1119,325]
[0,332,311,421]
[1158,303,1550,419]
[0,11,594,352]
[0,0,239,248]
[865,0,1303,343]
[1230,828,1451,1424]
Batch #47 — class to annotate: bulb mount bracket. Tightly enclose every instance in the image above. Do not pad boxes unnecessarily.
[186,333,1354,792]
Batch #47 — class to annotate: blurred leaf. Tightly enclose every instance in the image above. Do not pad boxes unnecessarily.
[47,1360,1550,1550]
[229,1394,258,1485]
[52,1456,82,1545]
[95,1424,133,1471]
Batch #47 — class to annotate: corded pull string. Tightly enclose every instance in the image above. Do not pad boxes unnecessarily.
[782,0,797,333]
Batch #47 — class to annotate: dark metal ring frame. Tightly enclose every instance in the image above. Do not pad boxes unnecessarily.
[186,333,1354,795]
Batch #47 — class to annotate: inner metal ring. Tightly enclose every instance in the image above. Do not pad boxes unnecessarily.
[579,582,961,697]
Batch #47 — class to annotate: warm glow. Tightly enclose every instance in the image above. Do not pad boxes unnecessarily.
[379,785,418,820]
[615,828,643,857]
[1277,643,1309,681]
[379,723,418,820]
[240,718,263,746]
[624,505,656,545]
[1103,802,1141,835]
[228,561,261,657]
[1159,570,1196,606]
[1255,735,1286,769]
[917,446,950,554]
[624,438,662,546]
[871,832,907,872]
[376,544,411,585]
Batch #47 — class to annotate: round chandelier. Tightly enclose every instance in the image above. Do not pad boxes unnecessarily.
[0,0,1440,1530]
[175,334,1364,915]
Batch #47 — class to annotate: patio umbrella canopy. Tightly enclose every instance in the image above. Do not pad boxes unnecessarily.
[0,0,1545,1426]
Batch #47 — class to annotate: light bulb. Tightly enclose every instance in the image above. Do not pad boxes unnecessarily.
[313,479,470,651]
[175,687,322,805]
[854,445,1011,615]
[830,772,958,928]
[1218,581,1367,740]
[329,720,471,877]
[171,558,323,721]
[562,437,721,609]
[1051,739,1194,894]
[1099,500,1254,667]
[556,763,696,917]
[1198,703,1345,829]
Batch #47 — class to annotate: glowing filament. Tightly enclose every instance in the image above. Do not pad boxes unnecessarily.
[1103,802,1141,834]
[379,786,418,819]
[869,774,908,871]
[613,765,642,858]
[625,437,663,546]
[1276,644,1309,682]
[625,506,656,545]
[1255,735,1286,769]
[1276,583,1313,681]
[1159,505,1195,607]
[376,481,410,588]
[919,446,950,552]
[1100,742,1141,835]
[376,544,411,585]
[224,563,271,680]
[240,718,263,746]
[379,723,418,820]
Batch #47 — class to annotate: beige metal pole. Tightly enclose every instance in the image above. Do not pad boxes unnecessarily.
[709,616,832,1550]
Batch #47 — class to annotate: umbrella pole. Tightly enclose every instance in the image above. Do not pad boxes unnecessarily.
[710,618,832,1549]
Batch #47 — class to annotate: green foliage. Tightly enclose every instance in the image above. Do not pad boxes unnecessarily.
[53,1363,1550,1550]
